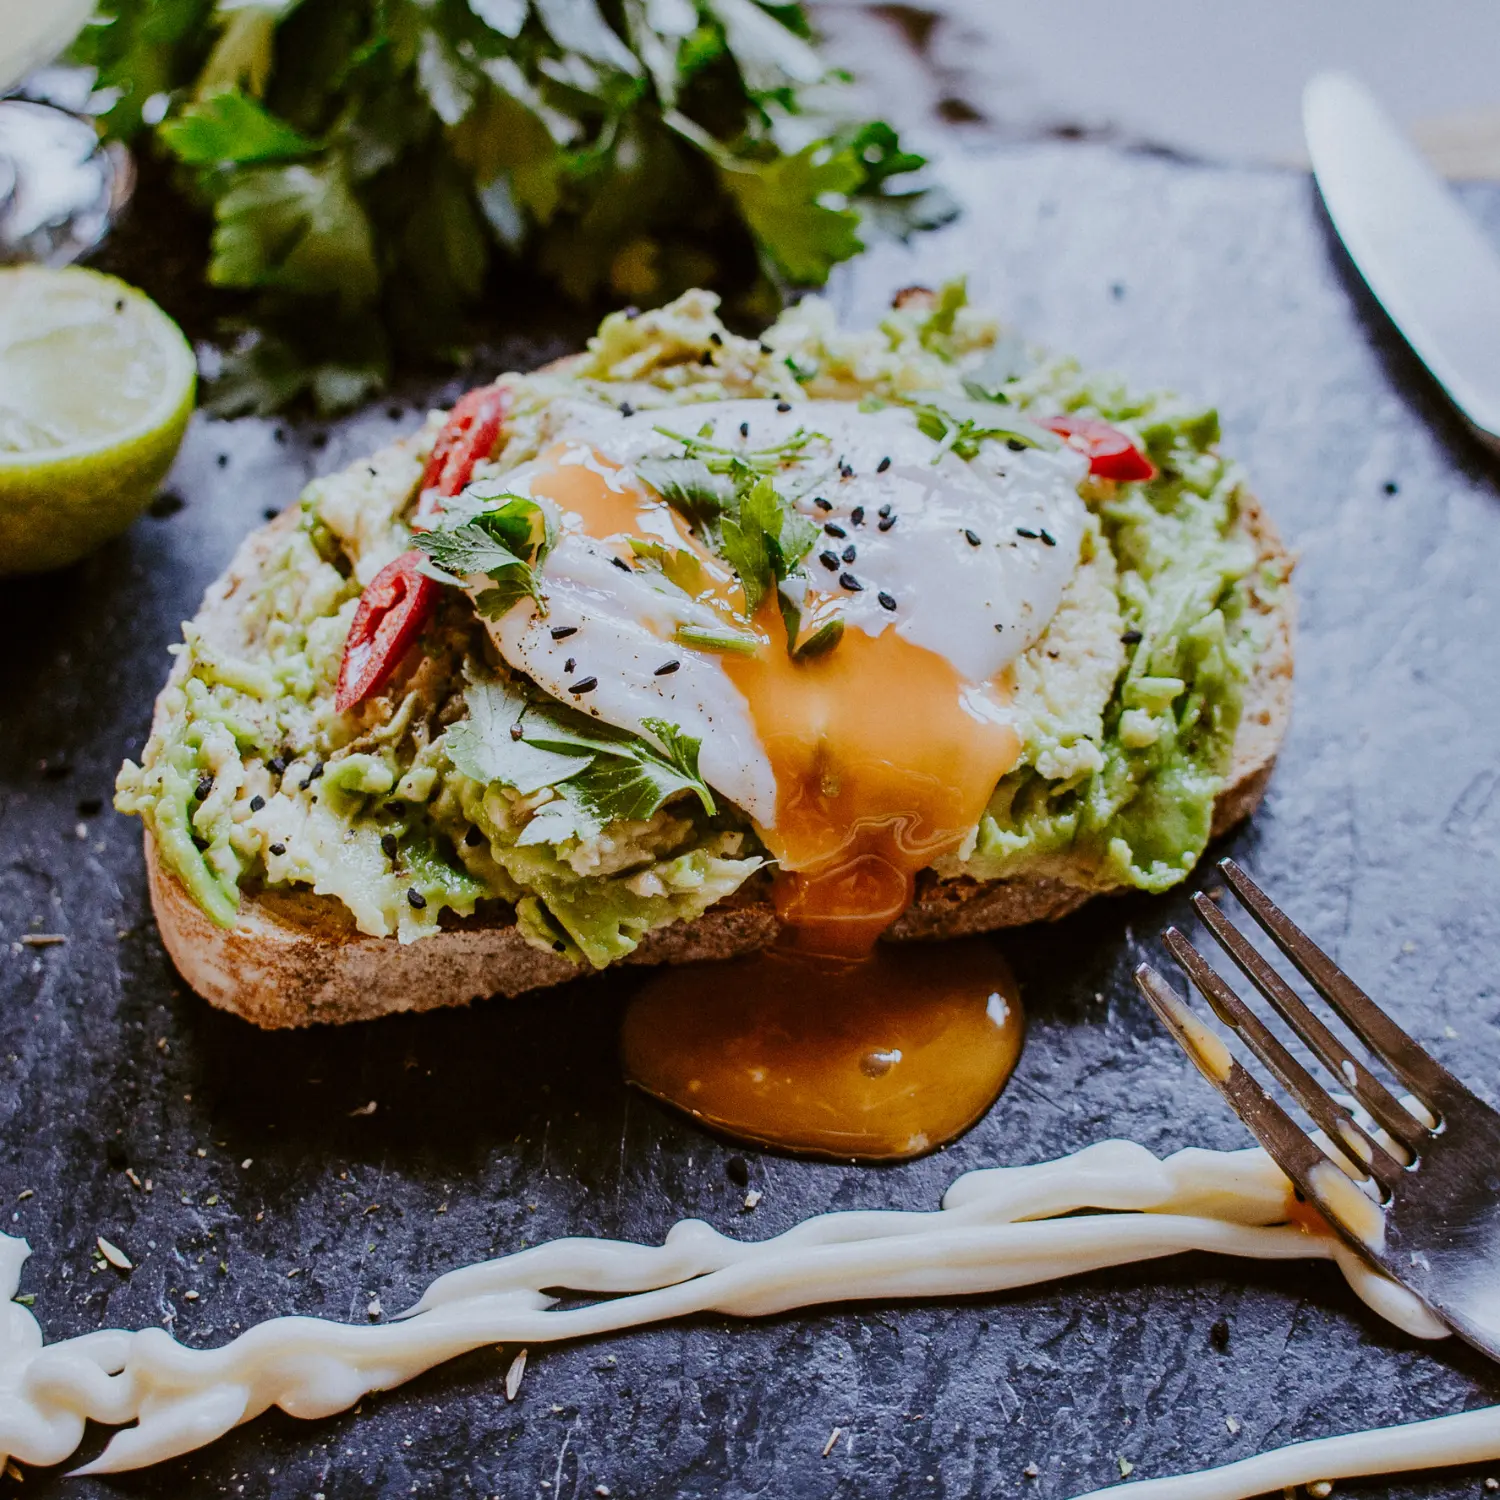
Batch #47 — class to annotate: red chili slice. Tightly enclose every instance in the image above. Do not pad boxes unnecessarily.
[335,383,511,713]
[1039,414,1156,482]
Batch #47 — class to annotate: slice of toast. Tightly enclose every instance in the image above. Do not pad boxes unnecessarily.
[142,466,1293,1028]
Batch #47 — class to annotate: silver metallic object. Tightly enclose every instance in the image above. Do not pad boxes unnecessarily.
[1305,72,1500,457]
[1137,857,1500,1362]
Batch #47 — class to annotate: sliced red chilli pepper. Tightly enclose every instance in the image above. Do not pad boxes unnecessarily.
[414,382,512,527]
[335,383,510,712]
[334,552,437,714]
[1039,414,1156,482]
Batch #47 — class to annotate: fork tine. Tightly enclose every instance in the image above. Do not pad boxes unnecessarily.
[1135,961,1329,1181]
[1219,858,1452,1109]
[1136,961,1393,1262]
[1189,892,1427,1157]
[1163,927,1404,1191]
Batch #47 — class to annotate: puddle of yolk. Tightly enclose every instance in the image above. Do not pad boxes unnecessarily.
[526,442,1030,1159]
[621,940,1024,1161]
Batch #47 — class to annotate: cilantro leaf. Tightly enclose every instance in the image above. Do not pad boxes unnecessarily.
[414,495,556,617]
[633,457,735,525]
[446,679,594,794]
[159,89,319,167]
[904,393,1061,463]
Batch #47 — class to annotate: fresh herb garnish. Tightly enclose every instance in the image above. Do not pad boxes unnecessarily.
[903,394,1061,463]
[413,493,555,618]
[447,677,716,844]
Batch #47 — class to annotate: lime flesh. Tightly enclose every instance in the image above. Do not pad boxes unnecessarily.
[0,266,196,574]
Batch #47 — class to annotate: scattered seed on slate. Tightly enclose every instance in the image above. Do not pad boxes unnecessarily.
[381,834,399,858]
[1039,529,1056,547]
[725,1156,750,1187]
[618,401,634,418]
[269,842,286,856]
[407,889,427,910]
[877,457,891,473]
[851,506,865,525]
[819,550,840,571]
[654,660,681,676]
[824,522,846,538]
[739,422,750,439]
[465,825,484,846]
[776,401,792,413]
[814,497,832,511]
[1209,1318,1231,1352]
[1121,629,1143,645]
[1006,438,1026,452]
[194,775,214,801]
[551,625,577,640]
[878,591,897,612]
[841,545,856,563]
[77,797,103,817]
[878,515,896,532]
[570,677,599,694]
[563,657,576,675]
[249,795,266,813]
[964,529,982,547]
[1016,526,1038,539]
[839,572,863,592]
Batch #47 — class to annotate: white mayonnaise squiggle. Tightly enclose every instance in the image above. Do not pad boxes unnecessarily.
[0,1139,1474,1493]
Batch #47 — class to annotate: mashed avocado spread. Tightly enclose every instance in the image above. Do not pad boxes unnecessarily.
[116,284,1285,966]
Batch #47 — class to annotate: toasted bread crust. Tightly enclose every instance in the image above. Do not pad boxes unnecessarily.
[144,444,1294,1028]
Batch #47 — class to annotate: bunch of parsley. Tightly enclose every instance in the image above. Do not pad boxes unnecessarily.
[72,0,947,414]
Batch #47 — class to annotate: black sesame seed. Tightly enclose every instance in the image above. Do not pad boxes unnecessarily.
[1383,480,1399,495]
[878,515,896,532]
[814,497,832,512]
[964,529,982,547]
[268,842,286,857]
[776,401,792,413]
[819,550,840,571]
[739,422,750,439]
[464,825,484,846]
[570,677,599,694]
[994,622,1004,633]
[551,625,578,640]
[1209,1318,1230,1352]
[841,544,856,563]
[386,405,403,421]
[407,888,427,910]
[267,755,287,775]
[878,504,892,518]
[310,761,324,781]
[759,341,773,355]
[699,350,714,366]
[877,457,891,473]
[839,572,863,592]
[1006,438,1026,452]
[216,453,229,468]
[510,723,524,741]
[851,506,865,525]
[824,523,846,538]
[1016,526,1038,540]
[618,401,635,418]
[249,794,266,813]
[878,591,897,612]
[563,657,576,674]
[610,556,631,572]
[1121,629,1143,645]
[77,797,103,817]
[194,775,214,801]
[840,463,854,479]
[1039,529,1056,547]
[654,660,681,676]
[381,833,399,858]
[725,1155,750,1187]
[553,940,568,953]
[709,331,723,346]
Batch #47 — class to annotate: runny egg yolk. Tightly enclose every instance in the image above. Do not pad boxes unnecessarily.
[524,442,1024,956]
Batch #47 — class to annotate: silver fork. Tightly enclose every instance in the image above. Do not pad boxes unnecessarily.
[1135,857,1500,1360]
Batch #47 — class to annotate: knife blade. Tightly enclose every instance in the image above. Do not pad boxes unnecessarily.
[1304,71,1500,455]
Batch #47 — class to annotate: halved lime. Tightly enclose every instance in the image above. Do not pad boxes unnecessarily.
[0,266,196,574]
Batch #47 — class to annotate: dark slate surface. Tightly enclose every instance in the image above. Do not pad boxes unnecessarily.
[3,143,1500,1500]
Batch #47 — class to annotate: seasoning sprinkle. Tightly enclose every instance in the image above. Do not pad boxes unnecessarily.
[841,545,856,563]
[708,330,722,345]
[267,755,287,775]
[194,775,213,802]
[823,523,846,539]
[776,401,792,413]
[878,515,896,532]
[617,402,634,418]
[550,625,578,641]
[653,660,681,676]
[994,622,1005,633]
[569,677,599,695]
[563,657,576,675]
[839,463,854,480]
[877,456,891,473]
[610,556,631,573]
[813,497,832,511]
[819,550,840,571]
[839,572,863,592]
[381,834,399,859]
[1121,629,1143,645]
[878,503,892,518]
[1039,529,1056,547]
[878,591,897,612]
[268,842,286,857]
[850,506,865,525]
[1016,526,1038,539]
[407,889,427,910]
[739,421,750,439]
[964,529,982,547]
[248,795,265,813]
[1006,438,1027,452]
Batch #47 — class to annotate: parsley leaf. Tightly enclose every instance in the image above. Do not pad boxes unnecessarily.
[158,88,319,167]
[448,676,717,845]
[633,457,735,526]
